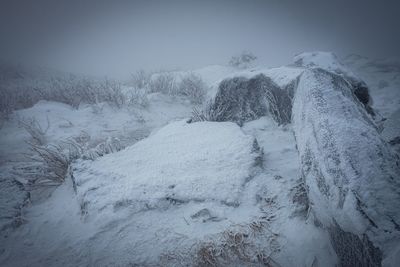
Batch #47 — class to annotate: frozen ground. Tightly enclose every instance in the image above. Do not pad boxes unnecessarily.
[0,94,192,231]
[0,52,399,266]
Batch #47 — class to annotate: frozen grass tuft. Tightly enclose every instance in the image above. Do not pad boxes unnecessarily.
[18,116,50,146]
[25,140,83,187]
[82,137,123,160]
[193,224,281,267]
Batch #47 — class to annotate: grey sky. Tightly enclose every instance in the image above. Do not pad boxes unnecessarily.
[1,0,399,78]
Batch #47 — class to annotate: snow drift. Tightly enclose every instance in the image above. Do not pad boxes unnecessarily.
[292,68,400,265]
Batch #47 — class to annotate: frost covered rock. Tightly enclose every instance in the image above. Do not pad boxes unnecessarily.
[292,68,400,264]
[73,120,261,217]
[382,108,400,155]
[294,51,375,116]
[209,74,292,125]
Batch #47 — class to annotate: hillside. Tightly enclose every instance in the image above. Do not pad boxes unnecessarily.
[0,52,399,266]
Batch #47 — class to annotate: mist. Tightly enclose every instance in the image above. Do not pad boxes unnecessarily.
[2,1,400,266]
[0,0,399,78]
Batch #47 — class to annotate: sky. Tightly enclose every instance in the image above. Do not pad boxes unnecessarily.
[0,0,399,78]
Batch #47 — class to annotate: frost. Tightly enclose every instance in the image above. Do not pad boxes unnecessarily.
[208,74,292,125]
[292,68,400,260]
[74,120,260,216]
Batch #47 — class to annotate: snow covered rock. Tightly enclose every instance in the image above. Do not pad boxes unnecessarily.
[294,51,375,116]
[73,120,261,217]
[208,74,292,125]
[292,68,400,265]
[382,108,400,155]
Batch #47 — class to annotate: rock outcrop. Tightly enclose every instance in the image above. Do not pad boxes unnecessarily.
[292,68,400,266]
[209,74,292,125]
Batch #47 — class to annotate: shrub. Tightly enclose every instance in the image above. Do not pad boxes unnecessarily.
[47,77,126,109]
[25,140,83,187]
[148,72,177,95]
[229,51,257,69]
[126,88,149,108]
[131,69,151,89]
[177,73,207,104]
[0,71,127,113]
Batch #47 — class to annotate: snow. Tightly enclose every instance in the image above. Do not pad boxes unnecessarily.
[74,120,259,213]
[0,95,192,236]
[382,108,400,143]
[1,114,336,266]
[293,68,400,250]
[344,55,400,118]
[1,52,400,266]
[294,51,357,79]
[241,117,337,267]
[206,66,304,99]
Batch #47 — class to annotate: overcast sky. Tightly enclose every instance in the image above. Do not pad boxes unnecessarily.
[1,0,399,78]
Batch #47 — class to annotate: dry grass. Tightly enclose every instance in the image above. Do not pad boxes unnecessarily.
[18,116,50,146]
[191,220,281,267]
[24,140,83,187]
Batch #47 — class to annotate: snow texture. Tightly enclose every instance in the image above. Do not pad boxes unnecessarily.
[1,52,400,266]
[73,120,260,214]
[294,51,375,116]
[292,68,400,263]
[382,108,400,155]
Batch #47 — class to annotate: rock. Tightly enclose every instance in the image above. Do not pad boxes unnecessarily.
[294,51,375,116]
[209,74,292,125]
[292,68,400,264]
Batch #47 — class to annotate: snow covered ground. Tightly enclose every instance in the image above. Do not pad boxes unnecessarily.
[0,94,192,232]
[0,52,399,266]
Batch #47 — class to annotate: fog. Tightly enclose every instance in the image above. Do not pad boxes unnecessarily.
[1,0,400,78]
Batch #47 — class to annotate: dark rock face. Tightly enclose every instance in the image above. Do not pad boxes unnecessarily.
[209,75,267,125]
[209,74,292,125]
[353,82,370,106]
[348,79,375,116]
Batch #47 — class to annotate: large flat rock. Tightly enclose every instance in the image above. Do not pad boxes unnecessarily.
[73,120,259,217]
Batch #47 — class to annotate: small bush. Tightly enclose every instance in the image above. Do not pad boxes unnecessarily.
[47,77,126,109]
[126,88,149,108]
[0,71,128,113]
[177,73,207,104]
[229,51,257,69]
[25,140,83,187]
[131,69,151,89]
[148,72,177,95]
